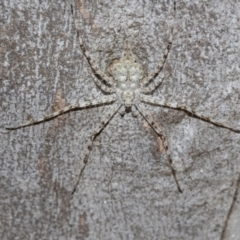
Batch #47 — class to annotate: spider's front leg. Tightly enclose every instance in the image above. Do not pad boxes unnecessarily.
[71,2,116,90]
[76,32,116,89]
[72,102,121,194]
[6,95,116,130]
[141,95,240,133]
[141,71,166,94]
[140,0,176,93]
[90,72,116,94]
[136,103,182,193]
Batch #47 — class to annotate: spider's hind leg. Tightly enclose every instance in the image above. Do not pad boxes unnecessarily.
[72,102,121,194]
[118,105,126,117]
[136,103,182,193]
[140,95,240,133]
[131,105,139,118]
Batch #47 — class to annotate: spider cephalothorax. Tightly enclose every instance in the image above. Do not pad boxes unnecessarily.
[6,0,240,194]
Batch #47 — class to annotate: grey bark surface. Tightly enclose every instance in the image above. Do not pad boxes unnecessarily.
[1,0,240,239]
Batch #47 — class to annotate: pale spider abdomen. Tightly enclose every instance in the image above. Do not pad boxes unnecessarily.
[109,56,144,106]
[109,58,144,88]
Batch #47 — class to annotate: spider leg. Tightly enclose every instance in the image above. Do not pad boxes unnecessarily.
[75,29,116,88]
[141,95,240,133]
[135,103,182,193]
[90,72,115,94]
[118,105,126,117]
[72,102,121,194]
[71,2,116,88]
[140,0,176,89]
[131,105,139,118]
[6,95,116,130]
[141,71,166,94]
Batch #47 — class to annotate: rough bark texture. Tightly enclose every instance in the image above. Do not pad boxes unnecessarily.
[1,0,240,239]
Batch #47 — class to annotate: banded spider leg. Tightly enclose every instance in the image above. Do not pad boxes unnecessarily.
[6,96,117,130]
[140,95,240,134]
[136,103,182,193]
[72,102,121,194]
[140,0,176,93]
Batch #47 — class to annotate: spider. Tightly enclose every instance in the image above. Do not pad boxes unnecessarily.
[6,1,240,194]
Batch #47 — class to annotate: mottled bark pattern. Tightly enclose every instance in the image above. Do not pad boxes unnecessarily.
[1,0,240,239]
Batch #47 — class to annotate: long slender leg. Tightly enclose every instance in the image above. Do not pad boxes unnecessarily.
[140,0,176,88]
[135,103,182,193]
[71,2,116,88]
[90,72,115,93]
[140,95,240,133]
[77,32,115,87]
[72,103,121,194]
[141,71,165,94]
[6,95,116,130]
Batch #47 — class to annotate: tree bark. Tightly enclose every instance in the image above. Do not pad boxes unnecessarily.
[1,0,240,239]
